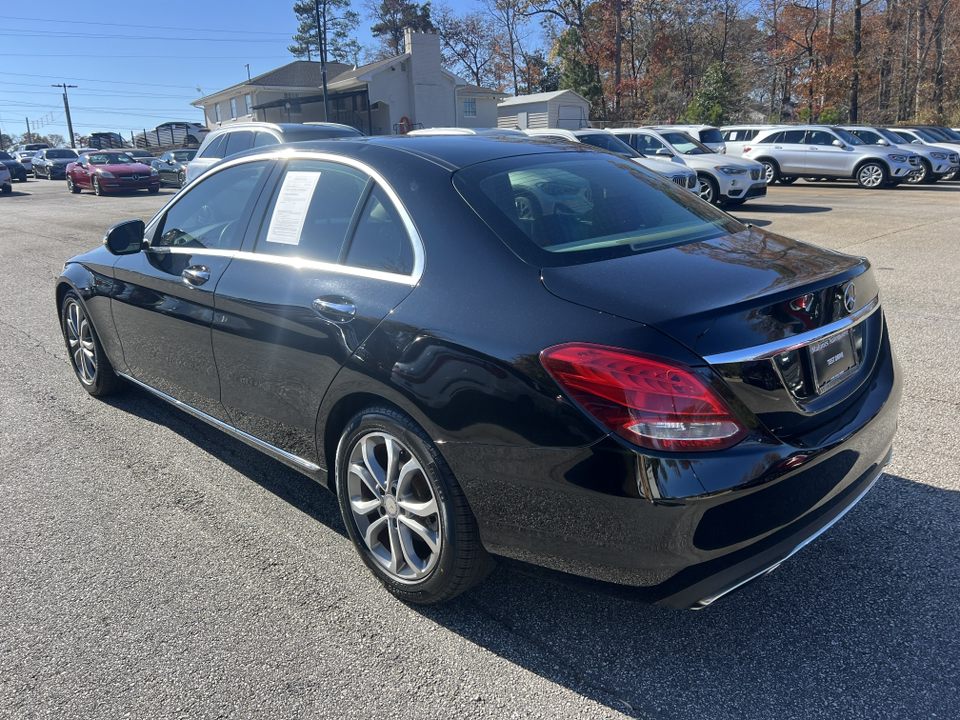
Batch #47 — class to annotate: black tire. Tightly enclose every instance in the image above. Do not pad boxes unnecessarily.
[93,177,103,196]
[759,159,779,184]
[16,170,27,182]
[336,407,495,605]
[778,176,798,185]
[723,197,748,207]
[177,170,186,187]
[855,161,887,189]
[697,174,719,204]
[46,167,52,180]
[60,291,122,397]
[67,175,80,194]
[907,159,931,184]
[1,184,10,195]
[148,187,159,194]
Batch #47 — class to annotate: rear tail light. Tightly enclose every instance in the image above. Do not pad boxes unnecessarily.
[540,343,747,452]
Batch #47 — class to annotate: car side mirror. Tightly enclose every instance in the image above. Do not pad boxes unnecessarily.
[833,139,845,147]
[103,219,145,255]
[655,148,674,157]
[878,139,889,146]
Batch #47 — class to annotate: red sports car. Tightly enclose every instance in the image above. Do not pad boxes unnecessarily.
[66,151,160,195]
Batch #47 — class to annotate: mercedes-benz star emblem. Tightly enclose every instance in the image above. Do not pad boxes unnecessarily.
[843,282,856,312]
[132,174,139,180]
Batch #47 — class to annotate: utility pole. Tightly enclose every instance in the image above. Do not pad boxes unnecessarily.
[25,117,31,144]
[314,0,331,122]
[52,83,77,148]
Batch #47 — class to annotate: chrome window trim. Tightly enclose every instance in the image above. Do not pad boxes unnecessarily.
[117,372,322,474]
[703,295,880,365]
[144,149,425,284]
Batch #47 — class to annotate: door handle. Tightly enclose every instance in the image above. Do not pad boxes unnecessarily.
[312,297,356,322]
[182,265,211,286]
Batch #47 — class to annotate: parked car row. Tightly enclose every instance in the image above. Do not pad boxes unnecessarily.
[54,130,903,610]
[720,123,960,187]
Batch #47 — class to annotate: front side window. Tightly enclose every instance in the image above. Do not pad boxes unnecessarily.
[463,97,476,117]
[255,159,369,263]
[455,153,741,267]
[222,131,254,157]
[153,161,269,251]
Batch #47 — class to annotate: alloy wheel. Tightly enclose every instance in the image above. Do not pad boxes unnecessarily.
[345,431,441,583]
[63,298,97,385]
[857,163,885,188]
[698,177,717,204]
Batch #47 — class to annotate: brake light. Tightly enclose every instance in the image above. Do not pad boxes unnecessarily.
[540,343,747,452]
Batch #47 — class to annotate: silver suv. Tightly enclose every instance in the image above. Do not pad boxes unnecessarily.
[612,127,766,206]
[743,125,920,188]
[839,126,959,185]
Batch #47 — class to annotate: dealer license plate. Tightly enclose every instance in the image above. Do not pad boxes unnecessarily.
[808,328,857,392]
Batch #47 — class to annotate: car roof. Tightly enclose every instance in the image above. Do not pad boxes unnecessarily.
[231,134,609,172]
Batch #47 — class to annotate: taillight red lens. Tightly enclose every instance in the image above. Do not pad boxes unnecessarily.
[540,343,747,452]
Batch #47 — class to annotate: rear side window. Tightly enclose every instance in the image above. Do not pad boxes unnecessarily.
[345,185,414,275]
[756,131,781,144]
[199,133,226,159]
[254,159,369,263]
[223,131,255,157]
[781,130,805,143]
[253,131,280,148]
[698,128,723,144]
[804,131,836,146]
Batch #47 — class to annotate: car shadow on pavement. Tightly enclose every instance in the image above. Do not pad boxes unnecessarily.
[97,387,959,718]
[735,203,833,214]
[415,473,959,719]
[101,387,348,538]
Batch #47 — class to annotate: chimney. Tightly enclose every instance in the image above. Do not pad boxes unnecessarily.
[402,28,452,128]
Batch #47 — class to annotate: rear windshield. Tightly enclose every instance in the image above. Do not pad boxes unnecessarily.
[171,150,196,162]
[454,152,741,267]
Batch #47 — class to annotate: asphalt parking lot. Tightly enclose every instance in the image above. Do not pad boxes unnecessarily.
[1,176,958,719]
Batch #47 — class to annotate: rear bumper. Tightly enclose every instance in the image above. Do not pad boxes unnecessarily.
[443,331,901,609]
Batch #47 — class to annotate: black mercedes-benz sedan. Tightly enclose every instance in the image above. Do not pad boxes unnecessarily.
[55,136,901,608]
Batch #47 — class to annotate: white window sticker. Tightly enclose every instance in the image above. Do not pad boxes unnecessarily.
[264,171,322,245]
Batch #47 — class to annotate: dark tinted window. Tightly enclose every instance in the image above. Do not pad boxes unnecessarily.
[47,149,78,159]
[255,159,368,263]
[154,161,269,251]
[804,130,836,146]
[345,185,414,275]
[756,131,782,144]
[781,130,806,143]
[223,131,255,157]
[0,152,12,160]
[698,128,723,144]
[253,131,280,148]
[199,133,226,159]
[850,130,882,144]
[577,133,635,156]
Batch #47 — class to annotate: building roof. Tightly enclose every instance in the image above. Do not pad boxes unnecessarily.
[460,84,509,98]
[498,90,589,107]
[195,60,355,104]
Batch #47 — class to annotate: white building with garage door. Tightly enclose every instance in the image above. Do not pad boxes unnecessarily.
[497,90,590,130]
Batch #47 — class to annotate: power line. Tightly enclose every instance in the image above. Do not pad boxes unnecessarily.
[3,14,291,36]
[0,71,208,91]
[8,31,286,43]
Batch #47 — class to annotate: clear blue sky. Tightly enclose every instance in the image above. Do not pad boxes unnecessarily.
[0,0,474,145]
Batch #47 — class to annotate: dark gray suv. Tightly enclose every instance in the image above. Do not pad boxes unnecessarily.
[185,122,363,185]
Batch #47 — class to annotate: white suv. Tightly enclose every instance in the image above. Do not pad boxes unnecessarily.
[523,129,699,192]
[840,126,958,185]
[742,125,920,188]
[611,127,766,206]
[657,124,726,153]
